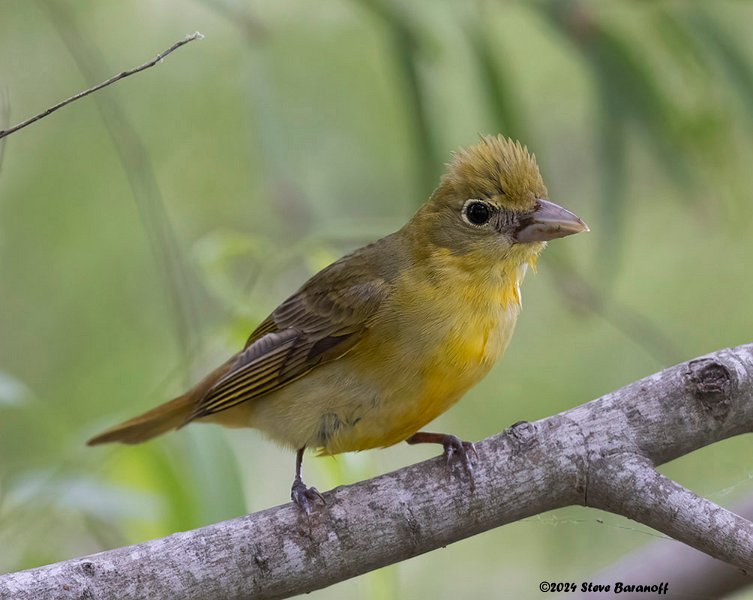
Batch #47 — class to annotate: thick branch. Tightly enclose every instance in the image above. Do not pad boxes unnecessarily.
[0,31,203,141]
[2,344,753,599]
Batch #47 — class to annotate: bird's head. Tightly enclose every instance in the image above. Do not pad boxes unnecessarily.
[408,135,588,268]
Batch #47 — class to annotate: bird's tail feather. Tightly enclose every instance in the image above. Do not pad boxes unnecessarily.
[86,393,194,446]
[86,356,237,446]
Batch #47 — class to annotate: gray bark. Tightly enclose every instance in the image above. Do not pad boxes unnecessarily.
[564,495,753,600]
[2,344,753,599]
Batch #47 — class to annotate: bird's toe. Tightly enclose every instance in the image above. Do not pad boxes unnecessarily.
[291,479,325,514]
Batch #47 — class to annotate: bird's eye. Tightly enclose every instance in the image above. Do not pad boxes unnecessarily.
[462,200,493,226]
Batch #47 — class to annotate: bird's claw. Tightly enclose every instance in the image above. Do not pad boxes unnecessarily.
[442,435,477,484]
[291,479,325,514]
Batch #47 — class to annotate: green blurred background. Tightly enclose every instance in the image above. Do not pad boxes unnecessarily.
[2,0,753,597]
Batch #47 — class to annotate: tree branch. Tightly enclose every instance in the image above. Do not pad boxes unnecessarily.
[0,31,203,141]
[2,344,753,599]
[565,495,753,599]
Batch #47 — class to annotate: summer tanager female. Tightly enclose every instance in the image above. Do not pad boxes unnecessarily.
[88,135,588,511]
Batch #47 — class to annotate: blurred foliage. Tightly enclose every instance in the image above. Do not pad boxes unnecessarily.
[2,0,753,598]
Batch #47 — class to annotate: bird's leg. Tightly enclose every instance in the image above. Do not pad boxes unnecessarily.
[290,447,325,513]
[406,431,477,483]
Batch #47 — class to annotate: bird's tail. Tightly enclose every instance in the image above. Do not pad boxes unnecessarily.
[86,393,194,446]
[86,357,237,446]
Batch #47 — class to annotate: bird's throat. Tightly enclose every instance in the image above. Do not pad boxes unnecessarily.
[419,245,536,310]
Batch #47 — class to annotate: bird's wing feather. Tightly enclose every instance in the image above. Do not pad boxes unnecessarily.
[190,249,389,420]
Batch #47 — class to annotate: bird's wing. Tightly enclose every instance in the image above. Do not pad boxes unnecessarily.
[189,249,389,420]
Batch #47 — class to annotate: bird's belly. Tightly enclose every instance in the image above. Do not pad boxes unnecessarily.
[243,302,519,454]
[342,310,517,452]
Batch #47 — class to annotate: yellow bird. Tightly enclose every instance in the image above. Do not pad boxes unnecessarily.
[88,135,588,511]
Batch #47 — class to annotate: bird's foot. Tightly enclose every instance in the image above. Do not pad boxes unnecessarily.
[291,478,325,514]
[441,434,477,485]
[406,431,477,489]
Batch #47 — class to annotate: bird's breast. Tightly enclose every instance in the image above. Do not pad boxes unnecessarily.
[388,253,525,375]
[405,293,519,429]
[325,260,524,451]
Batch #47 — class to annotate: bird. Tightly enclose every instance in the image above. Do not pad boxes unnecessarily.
[87,134,588,512]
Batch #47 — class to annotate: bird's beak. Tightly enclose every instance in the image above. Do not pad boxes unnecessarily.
[514,199,589,243]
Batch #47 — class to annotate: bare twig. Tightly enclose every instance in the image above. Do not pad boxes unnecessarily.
[0,31,203,141]
[2,343,753,599]
[0,88,10,173]
[38,0,209,372]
